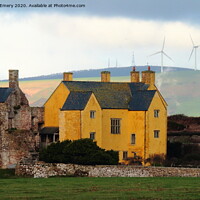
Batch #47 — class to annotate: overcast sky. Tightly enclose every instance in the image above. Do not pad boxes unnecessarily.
[0,0,200,79]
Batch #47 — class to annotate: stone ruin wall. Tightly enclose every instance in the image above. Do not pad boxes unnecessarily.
[0,70,45,168]
[16,162,200,178]
[0,105,44,168]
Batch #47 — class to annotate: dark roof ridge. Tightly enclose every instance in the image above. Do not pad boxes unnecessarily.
[62,80,146,85]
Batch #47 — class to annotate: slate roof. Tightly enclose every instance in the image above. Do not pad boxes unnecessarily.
[61,81,156,111]
[129,90,156,111]
[61,91,92,110]
[40,127,59,135]
[0,88,13,103]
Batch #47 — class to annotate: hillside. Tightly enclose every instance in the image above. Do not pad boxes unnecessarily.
[17,65,190,81]
[0,66,199,116]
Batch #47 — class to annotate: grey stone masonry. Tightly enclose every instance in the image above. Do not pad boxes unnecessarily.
[0,70,44,168]
[15,162,200,178]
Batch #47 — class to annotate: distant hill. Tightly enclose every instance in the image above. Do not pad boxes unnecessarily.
[18,65,193,81]
[1,65,199,116]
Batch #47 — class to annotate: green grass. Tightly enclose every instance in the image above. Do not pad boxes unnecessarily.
[0,177,199,199]
[0,169,16,179]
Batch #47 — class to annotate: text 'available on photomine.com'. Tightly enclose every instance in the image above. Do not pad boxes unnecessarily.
[0,3,86,9]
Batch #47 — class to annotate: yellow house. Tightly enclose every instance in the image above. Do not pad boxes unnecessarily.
[42,67,167,163]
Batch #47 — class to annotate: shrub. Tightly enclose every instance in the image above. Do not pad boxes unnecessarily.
[39,138,119,165]
[146,154,166,166]
[39,140,72,163]
[125,156,142,165]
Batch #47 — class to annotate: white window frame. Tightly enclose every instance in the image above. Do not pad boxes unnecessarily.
[90,110,96,119]
[154,130,160,138]
[154,110,160,118]
[111,118,121,134]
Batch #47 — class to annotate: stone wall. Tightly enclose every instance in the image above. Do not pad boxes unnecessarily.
[0,70,44,169]
[15,162,200,178]
[0,130,37,169]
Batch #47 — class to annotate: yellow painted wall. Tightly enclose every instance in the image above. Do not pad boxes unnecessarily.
[81,94,102,147]
[44,83,69,127]
[101,109,146,161]
[59,110,81,141]
[49,81,167,164]
[58,92,167,162]
[146,92,167,159]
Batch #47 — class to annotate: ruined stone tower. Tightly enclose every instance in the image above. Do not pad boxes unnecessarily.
[0,70,44,168]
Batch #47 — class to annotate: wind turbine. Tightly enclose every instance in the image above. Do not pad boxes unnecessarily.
[149,37,173,73]
[189,35,200,71]
[132,51,136,67]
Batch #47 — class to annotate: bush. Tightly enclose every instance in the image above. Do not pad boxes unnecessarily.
[39,138,119,165]
[146,154,165,166]
[39,140,72,163]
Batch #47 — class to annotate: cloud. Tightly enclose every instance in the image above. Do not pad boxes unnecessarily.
[2,0,200,24]
[0,12,200,79]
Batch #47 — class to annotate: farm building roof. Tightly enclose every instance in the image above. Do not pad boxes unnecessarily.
[0,88,13,103]
[61,91,92,110]
[61,81,156,111]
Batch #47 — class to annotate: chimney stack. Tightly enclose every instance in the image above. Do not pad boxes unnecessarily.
[9,70,19,88]
[130,67,140,82]
[63,72,73,81]
[101,71,110,82]
[141,66,155,89]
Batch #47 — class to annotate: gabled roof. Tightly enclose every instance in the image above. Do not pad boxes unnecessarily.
[61,91,92,110]
[129,90,156,111]
[63,81,151,110]
[0,88,13,103]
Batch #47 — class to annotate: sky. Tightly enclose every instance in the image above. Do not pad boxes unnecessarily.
[0,0,200,79]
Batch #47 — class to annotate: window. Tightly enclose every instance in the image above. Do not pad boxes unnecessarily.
[41,135,46,143]
[90,132,95,140]
[154,130,160,138]
[48,134,53,143]
[90,110,96,118]
[131,134,136,144]
[111,118,121,134]
[154,110,160,118]
[54,134,59,142]
[123,151,128,160]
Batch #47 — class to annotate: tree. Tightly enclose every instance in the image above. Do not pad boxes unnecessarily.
[39,138,119,165]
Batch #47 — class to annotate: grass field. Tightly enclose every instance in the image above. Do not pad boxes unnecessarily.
[0,176,199,199]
